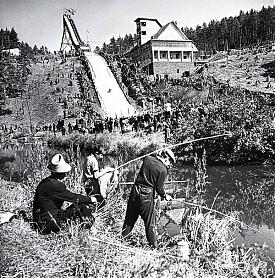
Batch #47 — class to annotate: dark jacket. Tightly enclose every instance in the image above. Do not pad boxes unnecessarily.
[33,175,91,223]
[135,155,167,198]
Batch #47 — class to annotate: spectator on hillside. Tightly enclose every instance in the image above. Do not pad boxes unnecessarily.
[164,102,172,120]
[61,126,66,136]
[164,122,171,143]
[32,154,96,234]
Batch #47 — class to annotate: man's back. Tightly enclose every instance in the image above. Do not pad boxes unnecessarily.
[33,176,90,220]
[135,156,167,197]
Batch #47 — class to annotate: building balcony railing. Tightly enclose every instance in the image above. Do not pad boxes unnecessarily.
[151,40,192,48]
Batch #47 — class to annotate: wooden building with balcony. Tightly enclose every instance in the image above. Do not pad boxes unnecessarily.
[125,18,198,79]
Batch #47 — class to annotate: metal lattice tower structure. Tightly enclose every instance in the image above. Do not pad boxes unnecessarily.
[60,9,90,53]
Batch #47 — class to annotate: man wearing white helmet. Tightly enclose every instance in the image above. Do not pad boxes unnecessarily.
[122,148,176,248]
[32,154,97,234]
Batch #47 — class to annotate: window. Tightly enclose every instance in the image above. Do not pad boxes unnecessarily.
[160,51,168,59]
[177,69,179,73]
[141,22,146,26]
[182,52,190,59]
[170,51,181,60]
[141,31,146,35]
[154,51,158,59]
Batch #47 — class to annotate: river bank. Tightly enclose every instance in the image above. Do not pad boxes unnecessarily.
[0,175,273,277]
[0,134,274,277]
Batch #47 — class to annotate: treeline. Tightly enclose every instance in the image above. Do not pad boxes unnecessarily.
[98,6,274,56]
[95,33,137,55]
[0,27,50,58]
[182,6,274,53]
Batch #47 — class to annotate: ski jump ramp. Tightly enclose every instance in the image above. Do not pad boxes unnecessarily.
[61,13,135,118]
[85,52,135,118]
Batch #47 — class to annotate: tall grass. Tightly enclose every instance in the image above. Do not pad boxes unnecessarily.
[0,140,272,277]
[47,131,161,160]
[0,191,270,277]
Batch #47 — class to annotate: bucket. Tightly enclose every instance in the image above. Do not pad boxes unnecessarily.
[177,240,190,260]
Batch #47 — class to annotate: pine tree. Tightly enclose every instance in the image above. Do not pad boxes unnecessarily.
[10,28,18,48]
[110,37,118,54]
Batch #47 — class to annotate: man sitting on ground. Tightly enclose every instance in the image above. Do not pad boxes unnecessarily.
[32,154,96,234]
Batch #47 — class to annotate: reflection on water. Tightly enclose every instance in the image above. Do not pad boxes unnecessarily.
[1,149,274,260]
[116,159,275,260]
[165,163,275,260]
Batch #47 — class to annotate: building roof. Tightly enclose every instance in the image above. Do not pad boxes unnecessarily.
[152,21,190,41]
[134,17,162,27]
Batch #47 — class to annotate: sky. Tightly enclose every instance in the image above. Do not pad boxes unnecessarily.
[0,0,273,52]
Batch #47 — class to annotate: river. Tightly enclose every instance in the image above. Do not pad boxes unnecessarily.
[2,147,274,264]
[114,159,275,262]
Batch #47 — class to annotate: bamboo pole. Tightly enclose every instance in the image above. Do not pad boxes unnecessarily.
[119,180,188,185]
[117,132,230,170]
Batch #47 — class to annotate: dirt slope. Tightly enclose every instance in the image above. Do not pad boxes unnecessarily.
[207,50,275,94]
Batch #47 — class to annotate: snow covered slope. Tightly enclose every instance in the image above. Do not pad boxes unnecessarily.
[84,52,135,118]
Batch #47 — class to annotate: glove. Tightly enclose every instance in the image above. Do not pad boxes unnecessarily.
[165,194,172,201]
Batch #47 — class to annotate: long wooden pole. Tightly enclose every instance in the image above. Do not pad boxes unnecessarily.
[119,180,188,185]
[117,132,230,170]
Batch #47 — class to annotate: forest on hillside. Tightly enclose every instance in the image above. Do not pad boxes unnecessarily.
[0,28,49,58]
[98,6,275,55]
[0,28,51,110]
[1,6,274,57]
[183,6,275,53]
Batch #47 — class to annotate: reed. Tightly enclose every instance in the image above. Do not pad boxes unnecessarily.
[47,131,162,159]
[0,191,270,277]
[0,141,272,277]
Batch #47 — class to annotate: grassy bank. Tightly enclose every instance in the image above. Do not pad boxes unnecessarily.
[47,131,165,162]
[0,141,272,277]
[0,178,270,277]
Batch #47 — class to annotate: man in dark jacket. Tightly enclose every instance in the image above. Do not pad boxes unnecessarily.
[32,154,96,234]
[122,148,176,248]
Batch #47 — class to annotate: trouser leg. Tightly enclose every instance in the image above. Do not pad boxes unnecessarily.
[60,204,94,227]
[85,178,105,208]
[122,224,134,238]
[38,212,61,234]
[140,193,157,248]
[143,208,157,248]
[122,196,139,238]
